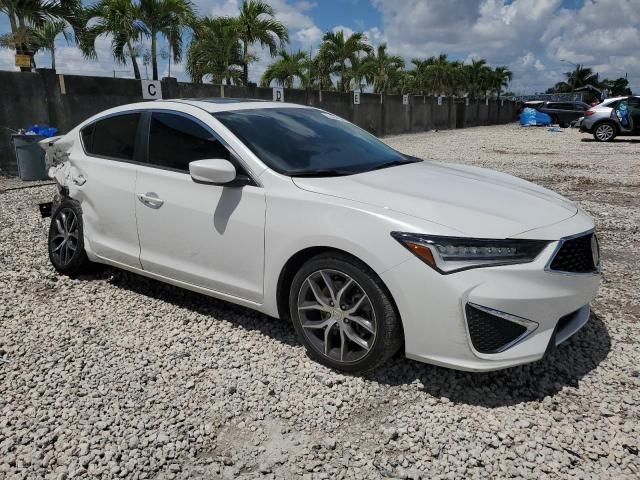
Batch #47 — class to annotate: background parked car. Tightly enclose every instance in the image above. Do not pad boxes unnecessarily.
[580,96,640,142]
[534,101,591,127]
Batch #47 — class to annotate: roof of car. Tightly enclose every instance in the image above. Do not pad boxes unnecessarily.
[160,98,310,113]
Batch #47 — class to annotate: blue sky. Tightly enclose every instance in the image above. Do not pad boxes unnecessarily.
[1,0,638,93]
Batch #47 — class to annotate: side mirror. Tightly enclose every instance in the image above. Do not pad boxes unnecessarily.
[189,159,236,185]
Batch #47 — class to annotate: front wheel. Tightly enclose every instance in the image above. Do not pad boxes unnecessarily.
[593,122,616,142]
[48,199,92,275]
[289,252,403,374]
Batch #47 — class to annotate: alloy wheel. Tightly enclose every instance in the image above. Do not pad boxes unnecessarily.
[297,269,377,363]
[595,124,614,141]
[50,208,79,266]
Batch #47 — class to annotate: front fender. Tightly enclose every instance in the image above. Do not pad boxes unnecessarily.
[261,187,459,318]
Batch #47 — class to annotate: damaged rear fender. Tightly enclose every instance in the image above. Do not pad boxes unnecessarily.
[39,135,85,191]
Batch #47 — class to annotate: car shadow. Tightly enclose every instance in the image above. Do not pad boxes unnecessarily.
[76,267,611,407]
[81,266,300,348]
[581,138,640,143]
[366,312,611,407]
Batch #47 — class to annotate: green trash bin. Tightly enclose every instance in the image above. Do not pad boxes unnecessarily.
[12,134,49,181]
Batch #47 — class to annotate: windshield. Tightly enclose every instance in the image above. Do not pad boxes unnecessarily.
[213,108,417,176]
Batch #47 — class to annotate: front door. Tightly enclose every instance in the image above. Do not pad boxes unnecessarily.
[134,111,266,303]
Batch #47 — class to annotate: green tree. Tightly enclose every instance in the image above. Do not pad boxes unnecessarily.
[319,30,372,92]
[463,58,491,98]
[420,54,463,95]
[361,43,404,93]
[0,0,69,70]
[344,54,368,91]
[260,49,308,88]
[186,16,243,84]
[309,49,333,95]
[548,65,600,93]
[82,0,147,79]
[490,65,512,98]
[31,19,72,70]
[138,0,195,80]
[409,58,431,95]
[602,77,632,96]
[237,0,288,86]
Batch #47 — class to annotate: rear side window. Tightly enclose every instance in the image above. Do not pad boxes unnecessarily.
[148,112,230,171]
[82,113,140,160]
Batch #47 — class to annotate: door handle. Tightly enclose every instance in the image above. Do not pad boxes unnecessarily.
[137,192,164,209]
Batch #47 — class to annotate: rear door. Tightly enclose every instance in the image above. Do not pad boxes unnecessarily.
[134,110,266,303]
[74,112,143,267]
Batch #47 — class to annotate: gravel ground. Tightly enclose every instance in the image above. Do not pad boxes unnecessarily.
[1,124,639,479]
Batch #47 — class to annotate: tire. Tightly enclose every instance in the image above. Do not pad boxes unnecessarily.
[48,199,92,275]
[289,252,403,374]
[593,122,617,142]
[559,121,569,128]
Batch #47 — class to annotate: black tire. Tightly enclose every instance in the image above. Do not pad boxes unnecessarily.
[593,122,617,142]
[559,121,569,128]
[289,252,403,374]
[48,199,92,275]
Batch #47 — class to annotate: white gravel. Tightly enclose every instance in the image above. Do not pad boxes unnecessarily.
[1,124,639,479]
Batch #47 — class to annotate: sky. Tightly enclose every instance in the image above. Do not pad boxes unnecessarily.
[1,0,638,94]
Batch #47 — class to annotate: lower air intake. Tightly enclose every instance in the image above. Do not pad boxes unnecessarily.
[465,304,528,354]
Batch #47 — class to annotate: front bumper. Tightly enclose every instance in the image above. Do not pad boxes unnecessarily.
[382,237,601,372]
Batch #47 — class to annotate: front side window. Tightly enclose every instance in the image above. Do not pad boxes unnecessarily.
[148,112,230,171]
[83,113,140,160]
[213,108,415,176]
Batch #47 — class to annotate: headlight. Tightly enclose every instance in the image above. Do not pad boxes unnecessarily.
[391,232,550,274]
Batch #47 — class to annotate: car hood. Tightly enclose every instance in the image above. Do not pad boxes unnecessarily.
[292,161,577,238]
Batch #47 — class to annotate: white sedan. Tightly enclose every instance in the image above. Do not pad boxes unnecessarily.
[43,99,601,373]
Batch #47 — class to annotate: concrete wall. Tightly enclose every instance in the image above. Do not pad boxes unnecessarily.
[0,70,518,175]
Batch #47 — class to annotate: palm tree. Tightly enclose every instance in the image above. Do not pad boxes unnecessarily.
[309,49,333,98]
[1,0,63,70]
[138,0,196,80]
[463,58,491,98]
[361,43,404,94]
[31,19,72,70]
[566,65,599,90]
[261,49,308,88]
[319,30,372,92]
[82,0,146,79]
[186,16,243,84]
[491,66,512,98]
[409,58,431,95]
[237,0,288,86]
[344,54,368,91]
[420,54,466,96]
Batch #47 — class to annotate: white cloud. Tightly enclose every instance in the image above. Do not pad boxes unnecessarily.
[295,25,323,48]
[370,0,640,93]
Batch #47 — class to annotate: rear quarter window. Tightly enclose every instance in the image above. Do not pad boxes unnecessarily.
[82,113,140,161]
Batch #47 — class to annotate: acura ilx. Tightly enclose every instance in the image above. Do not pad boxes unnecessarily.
[42,99,601,373]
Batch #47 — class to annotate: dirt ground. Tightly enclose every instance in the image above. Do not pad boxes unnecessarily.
[1,124,638,479]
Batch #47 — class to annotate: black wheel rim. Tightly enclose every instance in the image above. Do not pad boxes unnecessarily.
[51,208,79,266]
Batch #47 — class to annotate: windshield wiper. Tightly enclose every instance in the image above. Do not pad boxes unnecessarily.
[288,168,356,177]
[369,157,423,172]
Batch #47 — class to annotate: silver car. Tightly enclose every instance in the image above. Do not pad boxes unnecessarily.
[580,96,640,141]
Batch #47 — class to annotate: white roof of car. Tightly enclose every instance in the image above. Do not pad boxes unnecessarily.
[163,98,310,113]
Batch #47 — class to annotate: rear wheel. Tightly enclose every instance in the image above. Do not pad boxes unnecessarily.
[289,252,403,374]
[48,199,91,275]
[593,122,616,142]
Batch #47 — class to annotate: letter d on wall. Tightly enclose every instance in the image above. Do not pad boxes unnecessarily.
[273,87,284,102]
[142,80,162,100]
